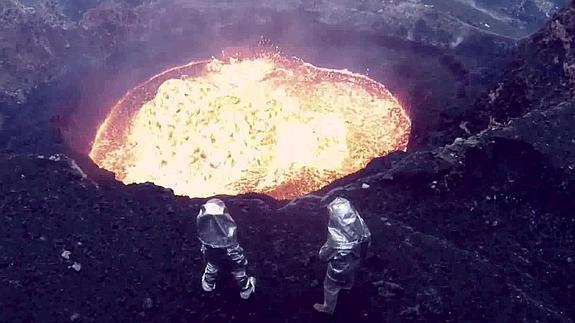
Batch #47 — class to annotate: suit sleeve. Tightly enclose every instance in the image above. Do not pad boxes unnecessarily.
[319,242,337,262]
[227,244,248,267]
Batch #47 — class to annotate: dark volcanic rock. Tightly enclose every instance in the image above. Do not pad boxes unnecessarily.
[0,0,75,104]
[1,98,575,322]
[1,1,575,323]
[467,2,575,133]
[0,0,569,153]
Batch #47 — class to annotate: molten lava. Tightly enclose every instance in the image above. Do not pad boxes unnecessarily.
[90,53,411,200]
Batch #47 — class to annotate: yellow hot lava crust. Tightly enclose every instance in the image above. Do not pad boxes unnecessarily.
[90,54,411,200]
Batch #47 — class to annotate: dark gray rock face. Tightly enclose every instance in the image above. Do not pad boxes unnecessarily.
[0,0,570,152]
[1,102,574,322]
[1,1,575,322]
[0,0,74,104]
[466,3,575,133]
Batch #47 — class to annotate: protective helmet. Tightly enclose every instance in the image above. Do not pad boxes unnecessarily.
[326,197,371,250]
[197,198,238,248]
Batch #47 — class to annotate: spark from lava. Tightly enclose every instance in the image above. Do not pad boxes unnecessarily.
[90,52,411,200]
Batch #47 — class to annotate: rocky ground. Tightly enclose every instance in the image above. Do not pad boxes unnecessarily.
[1,1,575,322]
[1,100,574,322]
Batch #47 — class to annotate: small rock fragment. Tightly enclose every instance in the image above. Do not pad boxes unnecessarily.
[310,279,320,288]
[70,313,80,321]
[418,286,443,314]
[285,276,298,283]
[143,297,153,309]
[61,250,71,260]
[382,173,394,180]
[361,183,370,189]
[400,304,421,317]
[378,281,404,298]
[71,262,82,272]
[372,280,385,287]
[459,121,471,135]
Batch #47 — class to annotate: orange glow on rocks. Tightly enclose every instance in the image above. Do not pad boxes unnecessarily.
[90,53,411,199]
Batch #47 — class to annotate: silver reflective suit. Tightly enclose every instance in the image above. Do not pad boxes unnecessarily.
[197,198,238,248]
[316,197,371,314]
[197,198,255,299]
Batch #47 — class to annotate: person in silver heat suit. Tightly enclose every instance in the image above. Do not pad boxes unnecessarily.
[196,198,256,299]
[314,197,371,314]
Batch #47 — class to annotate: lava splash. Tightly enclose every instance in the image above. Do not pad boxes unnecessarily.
[89,53,411,200]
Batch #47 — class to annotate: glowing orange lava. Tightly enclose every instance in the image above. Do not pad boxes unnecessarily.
[90,53,411,200]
